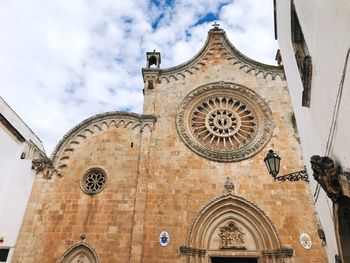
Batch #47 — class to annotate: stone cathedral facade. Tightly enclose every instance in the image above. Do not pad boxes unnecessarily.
[13,27,327,263]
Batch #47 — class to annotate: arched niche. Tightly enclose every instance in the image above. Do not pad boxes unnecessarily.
[61,242,99,263]
[185,195,289,263]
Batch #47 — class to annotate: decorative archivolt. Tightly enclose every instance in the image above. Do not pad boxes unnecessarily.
[143,28,285,85]
[61,242,99,263]
[181,193,293,262]
[32,112,156,179]
[186,194,280,248]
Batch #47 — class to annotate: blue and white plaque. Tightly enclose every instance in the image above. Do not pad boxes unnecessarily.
[159,231,170,247]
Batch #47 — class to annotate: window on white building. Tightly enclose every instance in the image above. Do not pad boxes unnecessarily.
[291,0,312,108]
[0,249,9,262]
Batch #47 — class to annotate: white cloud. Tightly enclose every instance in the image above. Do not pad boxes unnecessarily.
[0,0,278,154]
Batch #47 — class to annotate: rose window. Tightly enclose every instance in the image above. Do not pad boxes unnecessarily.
[191,97,256,150]
[80,168,107,195]
[176,82,273,162]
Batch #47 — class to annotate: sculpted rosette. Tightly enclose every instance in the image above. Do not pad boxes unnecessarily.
[176,82,273,162]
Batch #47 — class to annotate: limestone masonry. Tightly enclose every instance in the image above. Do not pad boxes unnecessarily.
[12,27,328,263]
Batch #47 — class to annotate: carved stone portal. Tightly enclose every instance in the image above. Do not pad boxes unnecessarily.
[184,195,284,262]
[219,221,246,249]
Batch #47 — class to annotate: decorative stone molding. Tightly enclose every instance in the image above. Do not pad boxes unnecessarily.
[339,173,350,198]
[61,241,99,263]
[186,194,281,255]
[32,157,59,179]
[224,177,234,195]
[142,68,160,89]
[142,28,285,84]
[184,192,282,262]
[310,155,350,202]
[310,155,340,202]
[80,168,107,195]
[176,81,273,162]
[310,156,350,263]
[179,245,206,257]
[49,112,156,177]
[262,247,294,258]
[186,194,280,246]
[219,221,246,249]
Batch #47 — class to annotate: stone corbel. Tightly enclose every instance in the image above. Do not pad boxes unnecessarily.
[32,158,60,179]
[310,155,350,202]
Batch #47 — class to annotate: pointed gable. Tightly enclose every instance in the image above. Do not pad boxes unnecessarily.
[143,27,284,85]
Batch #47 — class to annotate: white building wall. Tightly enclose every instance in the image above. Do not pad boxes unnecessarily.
[275,1,350,262]
[0,97,45,263]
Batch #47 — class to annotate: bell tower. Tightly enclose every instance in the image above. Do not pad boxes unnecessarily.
[146,50,161,68]
[142,50,161,114]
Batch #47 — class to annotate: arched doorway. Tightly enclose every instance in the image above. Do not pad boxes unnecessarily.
[184,194,291,263]
[61,242,99,263]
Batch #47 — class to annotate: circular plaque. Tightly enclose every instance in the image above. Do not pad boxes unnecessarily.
[176,82,273,162]
[300,233,312,249]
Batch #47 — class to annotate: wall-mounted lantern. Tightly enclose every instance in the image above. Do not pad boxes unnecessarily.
[264,149,309,182]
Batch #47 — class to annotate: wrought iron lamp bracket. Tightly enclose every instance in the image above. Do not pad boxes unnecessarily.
[274,167,309,182]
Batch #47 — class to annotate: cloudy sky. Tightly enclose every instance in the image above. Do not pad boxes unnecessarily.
[0,0,278,155]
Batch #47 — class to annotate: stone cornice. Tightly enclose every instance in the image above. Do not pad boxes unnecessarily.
[220,30,284,75]
[142,28,284,83]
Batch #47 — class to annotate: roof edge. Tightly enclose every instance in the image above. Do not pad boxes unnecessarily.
[50,111,157,161]
[147,28,283,78]
[0,96,44,151]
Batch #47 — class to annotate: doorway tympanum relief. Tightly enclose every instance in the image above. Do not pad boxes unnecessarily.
[181,184,293,263]
[218,220,246,249]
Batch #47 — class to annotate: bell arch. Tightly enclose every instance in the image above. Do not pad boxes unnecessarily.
[185,194,290,263]
[61,242,99,263]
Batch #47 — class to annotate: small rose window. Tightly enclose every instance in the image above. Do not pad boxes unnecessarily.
[80,168,107,195]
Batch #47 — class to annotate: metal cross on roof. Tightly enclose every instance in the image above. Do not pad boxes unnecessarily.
[212,22,220,28]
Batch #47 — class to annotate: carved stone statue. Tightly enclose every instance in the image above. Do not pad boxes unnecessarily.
[218,221,246,249]
[32,157,59,179]
[310,156,350,262]
[224,177,234,195]
[310,155,340,202]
